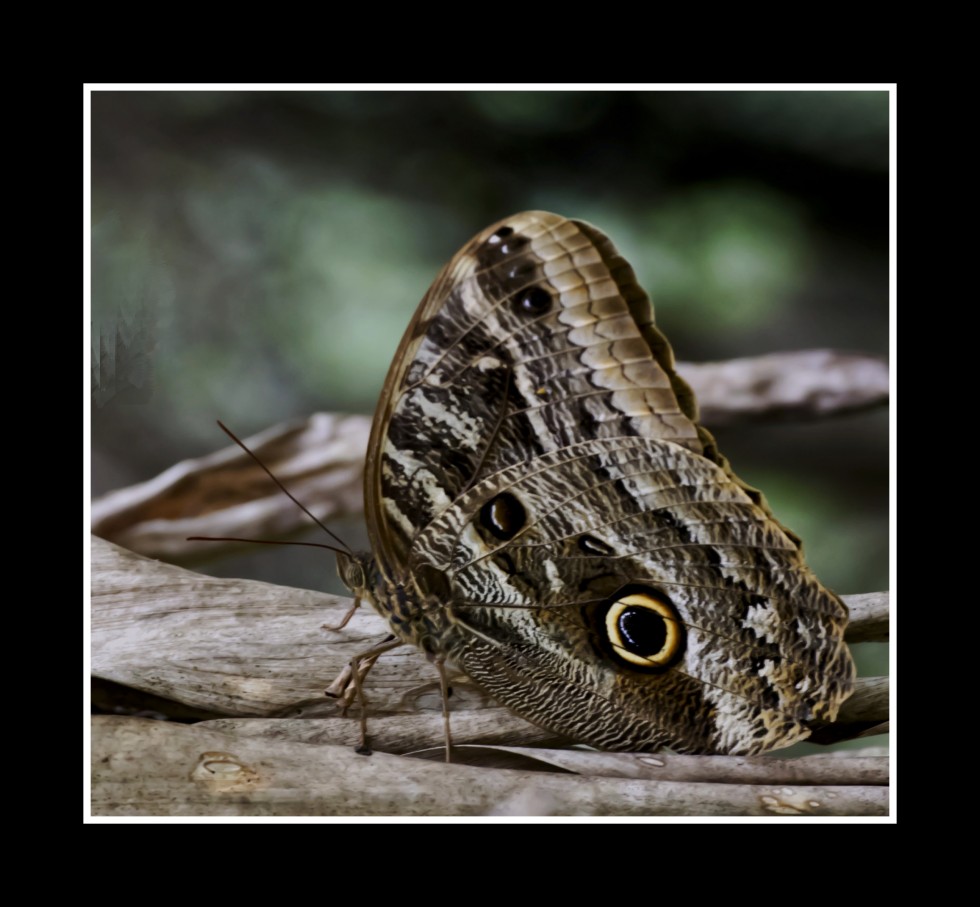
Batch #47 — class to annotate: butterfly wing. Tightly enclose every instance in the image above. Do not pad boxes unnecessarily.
[365,211,854,755]
[367,212,704,568]
[413,437,854,754]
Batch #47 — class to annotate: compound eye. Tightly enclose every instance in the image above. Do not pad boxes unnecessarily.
[349,562,365,590]
[338,555,365,592]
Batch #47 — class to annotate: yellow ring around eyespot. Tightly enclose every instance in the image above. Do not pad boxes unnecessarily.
[605,593,682,667]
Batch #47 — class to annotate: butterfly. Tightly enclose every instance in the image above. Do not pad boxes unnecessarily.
[334,211,855,756]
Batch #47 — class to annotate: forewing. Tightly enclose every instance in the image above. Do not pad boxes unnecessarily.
[366,211,708,576]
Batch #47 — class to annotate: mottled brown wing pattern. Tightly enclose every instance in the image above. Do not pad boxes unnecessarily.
[365,212,703,570]
[362,211,855,755]
[414,438,852,753]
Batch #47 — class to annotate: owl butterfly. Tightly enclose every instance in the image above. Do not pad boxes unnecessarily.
[336,211,855,756]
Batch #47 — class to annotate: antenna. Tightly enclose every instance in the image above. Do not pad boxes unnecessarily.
[205,420,354,555]
[186,536,350,557]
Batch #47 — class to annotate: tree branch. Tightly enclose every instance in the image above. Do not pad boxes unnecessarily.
[840,592,889,642]
[91,537,888,727]
[90,536,890,816]
[90,342,890,818]
[91,412,369,562]
[681,350,888,425]
[90,717,888,817]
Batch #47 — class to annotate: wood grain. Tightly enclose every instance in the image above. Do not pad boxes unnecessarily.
[90,717,888,817]
[92,536,888,725]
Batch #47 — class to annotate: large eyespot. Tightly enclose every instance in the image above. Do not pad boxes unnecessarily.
[601,589,685,671]
[479,492,526,541]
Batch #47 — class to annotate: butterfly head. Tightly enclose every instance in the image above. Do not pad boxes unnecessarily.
[335,549,373,599]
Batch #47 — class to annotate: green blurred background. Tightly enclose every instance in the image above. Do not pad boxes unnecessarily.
[90,90,890,741]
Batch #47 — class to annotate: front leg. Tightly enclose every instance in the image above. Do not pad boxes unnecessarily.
[324,634,403,755]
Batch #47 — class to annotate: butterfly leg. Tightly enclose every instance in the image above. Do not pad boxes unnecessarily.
[433,656,454,763]
[329,635,403,755]
[325,633,398,706]
[322,596,360,631]
[324,662,356,703]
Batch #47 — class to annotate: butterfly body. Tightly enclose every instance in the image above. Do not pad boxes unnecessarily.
[338,551,461,657]
[340,212,855,756]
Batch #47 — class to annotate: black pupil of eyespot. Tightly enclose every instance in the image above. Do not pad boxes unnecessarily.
[480,492,526,541]
[618,607,667,656]
[512,286,551,316]
[490,226,514,243]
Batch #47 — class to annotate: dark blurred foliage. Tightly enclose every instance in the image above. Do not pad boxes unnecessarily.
[90,91,890,741]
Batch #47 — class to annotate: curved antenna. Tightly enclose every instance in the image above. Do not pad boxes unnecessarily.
[186,535,350,557]
[216,420,354,555]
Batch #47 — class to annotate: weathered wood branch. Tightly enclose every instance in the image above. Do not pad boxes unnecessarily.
[90,537,890,816]
[681,350,888,426]
[92,536,888,727]
[201,717,887,785]
[90,350,888,561]
[91,717,888,817]
[91,412,370,562]
[92,535,447,718]
[840,592,889,642]
[203,711,566,753]
[90,347,890,817]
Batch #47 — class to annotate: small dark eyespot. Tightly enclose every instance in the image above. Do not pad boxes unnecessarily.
[506,260,535,282]
[499,234,529,255]
[511,286,552,317]
[494,551,517,574]
[415,563,452,601]
[703,547,722,566]
[578,535,614,556]
[487,226,514,244]
[479,492,527,541]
